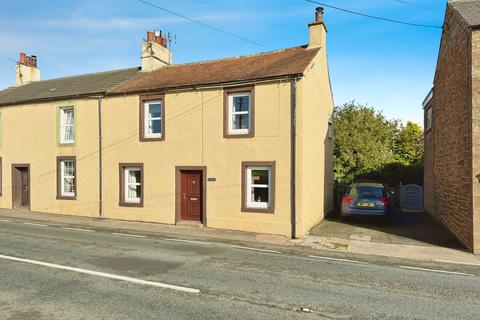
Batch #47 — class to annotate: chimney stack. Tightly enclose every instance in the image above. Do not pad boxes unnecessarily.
[16,52,41,85]
[141,30,172,72]
[308,7,327,49]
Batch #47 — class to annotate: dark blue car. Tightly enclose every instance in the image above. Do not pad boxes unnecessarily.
[341,183,393,223]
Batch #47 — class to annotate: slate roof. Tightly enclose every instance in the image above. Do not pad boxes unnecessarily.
[451,0,480,27]
[0,67,140,107]
[109,45,319,95]
[0,45,319,106]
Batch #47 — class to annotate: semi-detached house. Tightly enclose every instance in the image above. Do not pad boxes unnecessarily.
[0,8,334,238]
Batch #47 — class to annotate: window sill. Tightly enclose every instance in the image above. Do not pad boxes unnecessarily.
[224,133,254,139]
[119,201,143,208]
[57,195,76,200]
[139,136,164,142]
[241,206,274,214]
[58,142,75,147]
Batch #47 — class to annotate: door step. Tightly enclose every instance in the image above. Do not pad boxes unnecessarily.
[176,220,204,228]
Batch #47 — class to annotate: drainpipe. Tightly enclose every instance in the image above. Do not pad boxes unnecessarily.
[93,96,104,218]
[290,79,297,239]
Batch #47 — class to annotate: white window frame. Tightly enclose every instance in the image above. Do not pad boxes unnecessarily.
[60,159,75,197]
[228,92,251,135]
[246,165,272,209]
[144,100,162,139]
[124,167,142,204]
[60,106,75,144]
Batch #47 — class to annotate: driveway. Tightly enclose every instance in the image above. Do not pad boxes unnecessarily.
[310,209,464,248]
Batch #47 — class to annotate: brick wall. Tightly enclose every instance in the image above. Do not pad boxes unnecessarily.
[431,6,474,251]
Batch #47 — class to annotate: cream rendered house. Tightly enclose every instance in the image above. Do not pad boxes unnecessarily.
[0,8,334,238]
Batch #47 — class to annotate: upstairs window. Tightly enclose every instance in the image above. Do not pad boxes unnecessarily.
[57,156,76,199]
[242,161,275,213]
[60,107,75,144]
[224,87,255,138]
[425,107,432,131]
[120,164,143,207]
[140,96,165,141]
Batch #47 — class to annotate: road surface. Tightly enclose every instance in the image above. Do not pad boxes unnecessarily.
[0,219,479,319]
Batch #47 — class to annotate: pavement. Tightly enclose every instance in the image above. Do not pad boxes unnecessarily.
[1,217,480,319]
[0,208,479,268]
[302,210,480,266]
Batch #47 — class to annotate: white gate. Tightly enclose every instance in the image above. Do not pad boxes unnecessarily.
[400,184,423,211]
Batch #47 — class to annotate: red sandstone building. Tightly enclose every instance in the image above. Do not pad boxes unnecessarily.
[424,0,480,254]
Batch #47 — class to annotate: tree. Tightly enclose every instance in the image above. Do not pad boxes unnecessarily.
[392,121,424,165]
[332,101,399,182]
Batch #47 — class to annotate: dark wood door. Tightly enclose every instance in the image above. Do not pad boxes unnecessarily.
[21,169,30,207]
[12,166,30,210]
[180,171,202,222]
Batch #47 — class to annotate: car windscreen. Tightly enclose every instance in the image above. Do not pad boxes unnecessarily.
[348,187,384,197]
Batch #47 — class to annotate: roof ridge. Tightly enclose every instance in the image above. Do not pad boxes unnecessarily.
[12,67,141,88]
[157,45,310,70]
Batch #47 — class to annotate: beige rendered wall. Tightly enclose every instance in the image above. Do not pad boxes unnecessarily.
[101,81,293,236]
[0,98,99,217]
[295,48,334,237]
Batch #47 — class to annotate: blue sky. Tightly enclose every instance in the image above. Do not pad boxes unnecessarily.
[0,0,446,124]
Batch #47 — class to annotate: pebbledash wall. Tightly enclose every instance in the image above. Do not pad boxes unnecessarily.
[425,2,479,253]
[0,50,333,238]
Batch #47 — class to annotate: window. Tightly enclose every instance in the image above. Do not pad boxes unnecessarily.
[224,87,255,138]
[425,107,432,131]
[328,116,333,140]
[241,161,275,213]
[140,95,165,141]
[59,107,75,144]
[119,163,143,207]
[57,156,76,199]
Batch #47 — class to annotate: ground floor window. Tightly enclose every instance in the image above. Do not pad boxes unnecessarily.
[242,161,275,213]
[119,163,143,207]
[57,156,76,199]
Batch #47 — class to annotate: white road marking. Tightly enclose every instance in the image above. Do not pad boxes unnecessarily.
[111,232,146,238]
[22,222,47,227]
[0,254,200,293]
[0,219,11,223]
[232,245,281,254]
[62,227,95,233]
[399,265,474,276]
[308,255,368,265]
[164,238,213,245]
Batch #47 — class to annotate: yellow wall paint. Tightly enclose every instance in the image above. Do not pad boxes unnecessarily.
[0,98,99,217]
[0,52,333,237]
[296,47,334,236]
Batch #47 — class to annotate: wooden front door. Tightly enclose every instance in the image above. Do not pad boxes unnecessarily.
[12,165,30,210]
[180,171,203,222]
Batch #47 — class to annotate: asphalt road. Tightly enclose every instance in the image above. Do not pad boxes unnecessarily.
[0,220,479,320]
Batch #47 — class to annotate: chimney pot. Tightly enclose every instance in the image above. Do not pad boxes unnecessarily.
[315,7,324,22]
[31,55,37,67]
[147,31,154,42]
[19,52,26,64]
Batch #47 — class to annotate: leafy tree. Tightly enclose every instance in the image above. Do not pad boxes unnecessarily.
[392,121,424,165]
[332,101,399,182]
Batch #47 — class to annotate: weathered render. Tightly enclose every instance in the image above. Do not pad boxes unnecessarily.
[0,8,334,238]
[424,0,480,253]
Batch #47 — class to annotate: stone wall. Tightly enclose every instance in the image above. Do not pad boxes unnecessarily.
[431,5,474,251]
[471,29,480,254]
